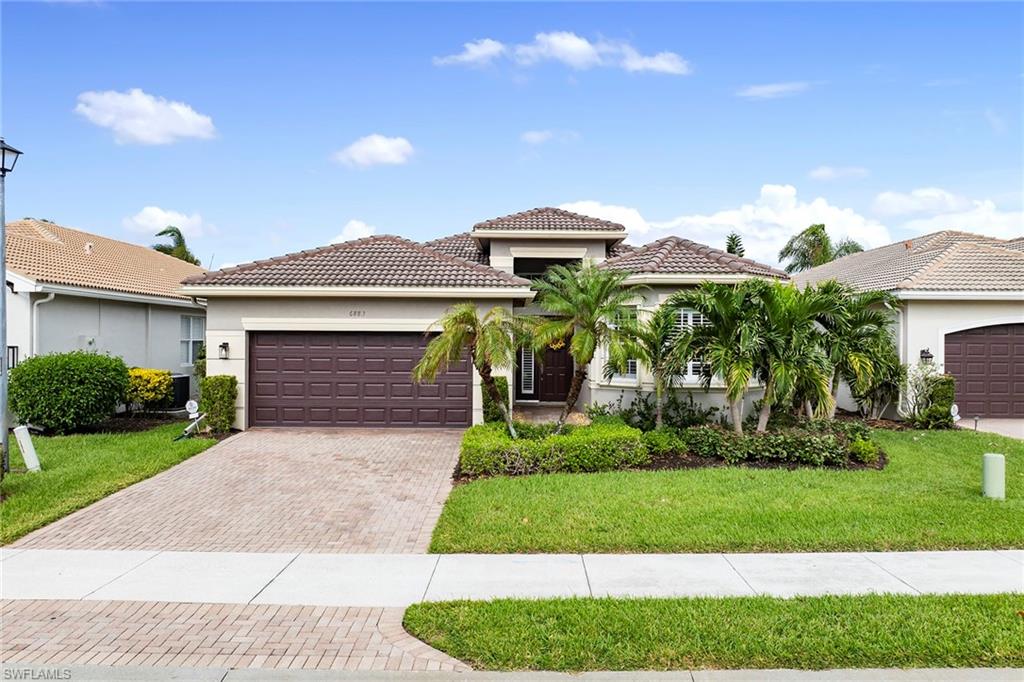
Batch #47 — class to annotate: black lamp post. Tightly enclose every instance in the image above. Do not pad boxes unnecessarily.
[1,138,23,475]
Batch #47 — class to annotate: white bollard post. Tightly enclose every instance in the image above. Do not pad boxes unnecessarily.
[13,425,40,472]
[982,453,1005,500]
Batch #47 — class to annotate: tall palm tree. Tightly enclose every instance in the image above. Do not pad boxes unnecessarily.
[750,282,837,432]
[778,224,863,274]
[605,304,682,429]
[812,280,900,418]
[533,264,643,432]
[666,281,768,435]
[413,304,526,438]
[152,226,201,265]
[725,232,745,257]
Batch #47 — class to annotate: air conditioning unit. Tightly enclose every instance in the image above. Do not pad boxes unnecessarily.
[170,374,191,409]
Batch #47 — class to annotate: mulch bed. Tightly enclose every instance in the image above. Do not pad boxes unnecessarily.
[643,450,888,472]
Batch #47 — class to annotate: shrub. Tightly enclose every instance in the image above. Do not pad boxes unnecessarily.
[8,351,129,434]
[642,428,684,456]
[681,426,728,459]
[199,375,238,434]
[903,364,955,429]
[126,368,173,411]
[460,418,648,477]
[482,376,510,423]
[849,438,880,465]
[662,391,720,430]
[587,391,720,433]
[193,343,207,380]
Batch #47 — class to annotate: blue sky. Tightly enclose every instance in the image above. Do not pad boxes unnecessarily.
[3,1,1021,268]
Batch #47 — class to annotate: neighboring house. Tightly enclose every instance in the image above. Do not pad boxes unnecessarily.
[5,219,207,383]
[794,231,1024,418]
[183,207,784,430]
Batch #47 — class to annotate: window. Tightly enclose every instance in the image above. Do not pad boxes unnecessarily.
[677,309,709,378]
[612,307,638,379]
[180,315,205,365]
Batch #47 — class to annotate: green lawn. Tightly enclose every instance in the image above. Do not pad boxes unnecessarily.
[404,594,1024,671]
[1,423,217,544]
[431,429,1024,553]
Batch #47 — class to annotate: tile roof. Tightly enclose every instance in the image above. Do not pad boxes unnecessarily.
[184,235,531,288]
[792,230,1024,292]
[5,219,205,301]
[607,242,637,258]
[422,232,487,264]
[472,207,627,233]
[598,236,788,279]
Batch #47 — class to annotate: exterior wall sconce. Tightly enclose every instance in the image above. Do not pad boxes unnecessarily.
[919,348,934,364]
[218,342,230,360]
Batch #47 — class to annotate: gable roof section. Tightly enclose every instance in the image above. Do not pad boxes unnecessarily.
[472,207,627,233]
[6,219,205,301]
[598,236,787,279]
[183,235,530,289]
[792,230,1024,292]
[422,232,487,264]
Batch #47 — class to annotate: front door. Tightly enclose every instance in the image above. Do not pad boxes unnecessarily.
[538,342,572,402]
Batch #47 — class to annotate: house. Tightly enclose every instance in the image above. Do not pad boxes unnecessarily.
[793,231,1024,418]
[5,219,207,382]
[181,207,785,430]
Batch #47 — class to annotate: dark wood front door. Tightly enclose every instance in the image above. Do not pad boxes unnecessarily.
[538,343,572,402]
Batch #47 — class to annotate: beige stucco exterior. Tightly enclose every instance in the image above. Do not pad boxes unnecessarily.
[203,296,518,429]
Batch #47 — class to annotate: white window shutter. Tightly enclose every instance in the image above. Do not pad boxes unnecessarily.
[520,347,535,394]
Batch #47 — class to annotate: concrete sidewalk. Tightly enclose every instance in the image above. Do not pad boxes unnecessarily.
[2,664,1022,681]
[2,549,1021,606]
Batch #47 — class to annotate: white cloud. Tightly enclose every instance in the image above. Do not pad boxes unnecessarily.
[872,187,973,216]
[122,206,207,238]
[898,200,1023,239]
[558,201,652,236]
[736,81,812,99]
[333,134,414,168]
[437,31,689,75]
[433,38,507,67]
[619,45,691,75]
[75,88,215,145]
[330,219,377,243]
[520,129,580,145]
[809,165,869,181]
[924,77,967,87]
[984,108,1007,134]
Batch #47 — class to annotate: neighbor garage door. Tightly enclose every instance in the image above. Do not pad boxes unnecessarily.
[944,323,1024,418]
[248,332,472,427]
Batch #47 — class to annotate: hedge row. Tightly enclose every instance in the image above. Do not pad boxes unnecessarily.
[461,417,880,477]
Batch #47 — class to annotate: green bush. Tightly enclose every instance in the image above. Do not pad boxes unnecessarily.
[681,426,728,459]
[482,376,510,423]
[849,438,880,465]
[460,418,648,477]
[682,421,871,468]
[910,404,954,430]
[193,343,207,380]
[8,351,129,434]
[199,375,238,434]
[641,428,684,456]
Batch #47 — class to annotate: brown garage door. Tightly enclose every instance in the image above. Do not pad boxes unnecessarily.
[248,332,472,427]
[944,323,1024,418]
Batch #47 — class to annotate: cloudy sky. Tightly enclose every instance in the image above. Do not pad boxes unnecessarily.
[3,2,1021,269]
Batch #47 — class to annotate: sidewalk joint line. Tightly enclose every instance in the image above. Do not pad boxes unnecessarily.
[421,555,441,602]
[247,552,301,604]
[860,552,922,594]
[580,554,593,597]
[720,554,758,595]
[81,549,164,599]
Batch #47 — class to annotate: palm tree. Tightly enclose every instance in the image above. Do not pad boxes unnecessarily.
[533,264,643,432]
[153,226,201,265]
[812,280,900,418]
[605,304,682,429]
[778,224,863,274]
[750,282,837,432]
[413,304,526,438]
[725,232,745,257]
[666,281,768,435]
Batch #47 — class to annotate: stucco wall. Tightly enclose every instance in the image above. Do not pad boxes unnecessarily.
[6,287,32,366]
[31,293,203,375]
[203,296,517,430]
[899,299,1024,370]
[487,237,609,273]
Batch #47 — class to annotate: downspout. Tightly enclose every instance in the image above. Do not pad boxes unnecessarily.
[31,292,56,356]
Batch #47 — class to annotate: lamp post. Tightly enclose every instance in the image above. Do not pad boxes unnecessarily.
[1,138,23,476]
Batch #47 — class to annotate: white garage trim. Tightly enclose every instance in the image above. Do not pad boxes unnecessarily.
[240,318,440,332]
[939,314,1024,338]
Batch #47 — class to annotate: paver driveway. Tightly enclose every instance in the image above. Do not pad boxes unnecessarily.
[12,429,462,553]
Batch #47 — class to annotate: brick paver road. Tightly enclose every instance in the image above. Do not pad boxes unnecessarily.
[0,600,468,672]
[12,429,462,553]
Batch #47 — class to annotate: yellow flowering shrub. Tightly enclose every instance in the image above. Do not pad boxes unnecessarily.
[126,367,174,409]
